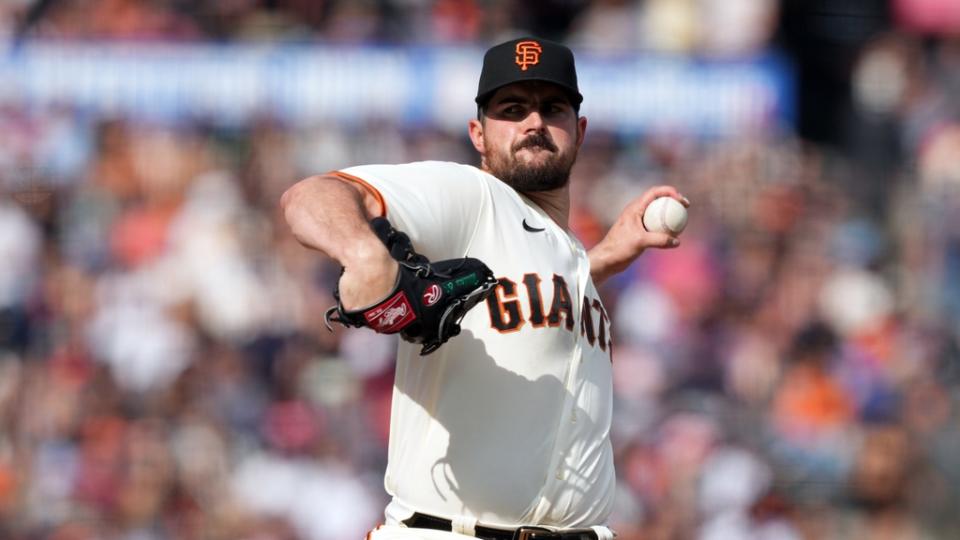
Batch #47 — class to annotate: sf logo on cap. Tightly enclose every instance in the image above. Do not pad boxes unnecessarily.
[515,40,542,71]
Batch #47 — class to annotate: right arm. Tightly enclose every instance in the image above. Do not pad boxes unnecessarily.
[280,174,398,310]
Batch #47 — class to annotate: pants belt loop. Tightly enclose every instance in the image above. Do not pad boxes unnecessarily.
[589,526,615,540]
[452,516,478,537]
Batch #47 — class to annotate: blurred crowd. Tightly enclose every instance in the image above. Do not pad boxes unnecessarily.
[1,0,778,56]
[1,1,960,539]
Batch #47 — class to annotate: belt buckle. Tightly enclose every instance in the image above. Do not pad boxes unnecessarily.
[513,526,554,540]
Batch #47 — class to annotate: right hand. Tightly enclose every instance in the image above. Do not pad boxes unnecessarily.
[588,185,689,284]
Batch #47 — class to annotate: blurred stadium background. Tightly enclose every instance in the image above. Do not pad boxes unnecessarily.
[1,0,959,538]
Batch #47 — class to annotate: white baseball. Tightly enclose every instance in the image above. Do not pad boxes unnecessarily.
[642,196,688,235]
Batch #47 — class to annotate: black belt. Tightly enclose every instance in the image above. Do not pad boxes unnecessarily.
[402,512,599,540]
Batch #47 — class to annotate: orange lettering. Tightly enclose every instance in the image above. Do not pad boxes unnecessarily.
[592,298,609,352]
[547,274,575,331]
[515,40,542,71]
[523,273,547,327]
[486,277,525,333]
[580,300,596,346]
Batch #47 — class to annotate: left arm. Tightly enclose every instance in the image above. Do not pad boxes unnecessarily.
[588,185,689,285]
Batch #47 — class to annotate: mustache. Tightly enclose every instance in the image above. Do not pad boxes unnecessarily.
[512,133,557,153]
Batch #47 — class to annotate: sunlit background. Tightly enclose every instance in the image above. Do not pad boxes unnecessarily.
[1,0,959,538]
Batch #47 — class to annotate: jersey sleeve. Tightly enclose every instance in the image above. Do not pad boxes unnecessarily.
[334,161,487,259]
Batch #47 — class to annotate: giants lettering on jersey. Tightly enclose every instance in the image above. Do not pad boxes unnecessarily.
[485,273,613,358]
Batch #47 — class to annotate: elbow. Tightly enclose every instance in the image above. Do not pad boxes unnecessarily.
[279,178,321,243]
[280,178,307,217]
[279,187,299,237]
[280,175,328,221]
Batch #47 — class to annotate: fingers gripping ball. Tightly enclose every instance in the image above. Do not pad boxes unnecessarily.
[325,218,499,355]
[642,196,688,235]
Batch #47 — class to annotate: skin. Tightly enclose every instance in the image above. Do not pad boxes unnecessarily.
[281,80,689,309]
[469,82,582,195]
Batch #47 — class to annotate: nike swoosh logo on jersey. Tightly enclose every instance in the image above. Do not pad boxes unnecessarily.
[522,219,545,232]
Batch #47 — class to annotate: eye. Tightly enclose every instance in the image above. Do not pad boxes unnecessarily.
[547,103,567,115]
[539,102,567,117]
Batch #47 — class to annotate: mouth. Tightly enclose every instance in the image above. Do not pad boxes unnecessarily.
[516,145,553,154]
[513,134,558,154]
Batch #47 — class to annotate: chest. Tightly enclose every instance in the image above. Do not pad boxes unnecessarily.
[464,204,612,361]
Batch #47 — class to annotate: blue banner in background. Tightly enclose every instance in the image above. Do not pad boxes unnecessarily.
[1,43,793,136]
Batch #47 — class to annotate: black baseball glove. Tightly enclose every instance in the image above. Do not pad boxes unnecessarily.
[324,217,498,356]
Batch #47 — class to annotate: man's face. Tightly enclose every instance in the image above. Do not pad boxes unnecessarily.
[468,82,587,193]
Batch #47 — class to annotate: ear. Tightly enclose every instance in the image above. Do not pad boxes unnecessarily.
[576,116,588,150]
[468,118,486,154]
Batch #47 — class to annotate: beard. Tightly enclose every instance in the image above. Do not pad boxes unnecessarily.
[485,132,577,193]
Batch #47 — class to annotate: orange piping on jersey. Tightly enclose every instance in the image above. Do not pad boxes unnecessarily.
[330,170,387,218]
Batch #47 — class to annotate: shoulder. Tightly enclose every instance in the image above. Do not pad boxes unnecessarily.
[341,160,481,181]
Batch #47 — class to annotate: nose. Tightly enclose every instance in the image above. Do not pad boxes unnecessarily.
[521,109,546,133]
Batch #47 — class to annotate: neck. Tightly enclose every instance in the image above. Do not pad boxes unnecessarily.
[521,185,570,230]
[477,160,573,229]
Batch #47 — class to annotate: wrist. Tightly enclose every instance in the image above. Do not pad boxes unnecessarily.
[339,232,392,267]
[338,236,399,310]
[591,237,630,267]
[589,238,639,282]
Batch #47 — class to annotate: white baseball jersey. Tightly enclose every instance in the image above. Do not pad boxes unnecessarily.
[335,161,615,530]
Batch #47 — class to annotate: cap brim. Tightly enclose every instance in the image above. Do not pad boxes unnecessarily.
[475,78,584,107]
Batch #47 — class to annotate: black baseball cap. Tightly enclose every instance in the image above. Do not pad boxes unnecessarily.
[475,37,583,110]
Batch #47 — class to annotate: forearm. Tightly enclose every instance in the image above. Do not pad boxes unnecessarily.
[281,174,380,261]
[588,239,640,286]
[281,174,397,308]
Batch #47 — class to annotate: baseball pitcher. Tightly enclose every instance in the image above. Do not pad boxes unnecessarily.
[282,37,689,540]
